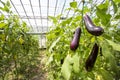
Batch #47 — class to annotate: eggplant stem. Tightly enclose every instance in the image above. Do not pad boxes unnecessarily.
[95,36,98,43]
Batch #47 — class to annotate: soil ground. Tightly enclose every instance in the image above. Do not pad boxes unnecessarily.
[31,50,48,80]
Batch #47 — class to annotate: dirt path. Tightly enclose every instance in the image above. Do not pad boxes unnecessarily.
[31,50,48,80]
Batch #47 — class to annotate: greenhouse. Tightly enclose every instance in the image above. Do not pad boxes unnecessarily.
[0,0,120,80]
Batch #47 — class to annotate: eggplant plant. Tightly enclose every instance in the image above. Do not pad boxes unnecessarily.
[47,0,120,80]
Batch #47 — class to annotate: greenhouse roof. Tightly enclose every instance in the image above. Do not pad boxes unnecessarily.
[0,0,104,33]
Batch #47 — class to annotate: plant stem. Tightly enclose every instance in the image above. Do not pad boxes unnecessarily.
[12,54,19,80]
[95,36,98,43]
[81,0,85,28]
[80,0,86,72]
[2,75,5,80]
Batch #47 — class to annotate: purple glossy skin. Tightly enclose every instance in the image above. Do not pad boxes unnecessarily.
[85,43,99,71]
[70,27,81,51]
[83,14,104,36]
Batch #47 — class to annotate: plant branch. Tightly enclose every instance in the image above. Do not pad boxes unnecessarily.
[81,0,85,28]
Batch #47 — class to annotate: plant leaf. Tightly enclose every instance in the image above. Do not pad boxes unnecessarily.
[72,53,80,73]
[19,36,24,44]
[111,0,118,13]
[70,1,77,8]
[102,41,118,73]
[113,0,120,3]
[6,1,10,7]
[114,14,120,19]
[46,54,54,65]
[96,7,111,26]
[99,68,113,80]
[97,0,109,12]
[106,39,120,51]
[61,54,73,80]
[0,22,6,28]
[0,14,5,20]
[48,16,57,24]
[49,36,61,52]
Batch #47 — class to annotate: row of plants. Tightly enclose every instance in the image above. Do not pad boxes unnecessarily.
[0,0,40,79]
[46,0,120,80]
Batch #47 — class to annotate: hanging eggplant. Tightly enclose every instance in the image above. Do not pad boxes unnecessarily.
[83,14,104,36]
[85,43,99,71]
[70,27,81,51]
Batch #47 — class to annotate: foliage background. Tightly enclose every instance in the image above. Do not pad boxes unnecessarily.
[0,0,41,79]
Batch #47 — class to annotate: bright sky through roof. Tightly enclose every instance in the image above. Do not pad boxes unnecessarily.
[9,0,76,33]
[0,0,105,48]
[0,0,104,33]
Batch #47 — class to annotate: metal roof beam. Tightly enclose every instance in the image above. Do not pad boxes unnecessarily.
[20,0,33,31]
[54,0,58,16]
[47,0,49,31]
[38,0,43,35]
[10,0,21,17]
[29,0,39,32]
[60,0,66,15]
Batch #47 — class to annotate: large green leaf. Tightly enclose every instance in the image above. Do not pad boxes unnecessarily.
[96,7,111,26]
[96,7,111,25]
[48,16,58,24]
[61,54,73,80]
[6,1,10,7]
[61,17,72,26]
[72,53,80,73]
[111,0,118,13]
[0,22,6,28]
[0,14,5,20]
[48,14,61,25]
[96,0,112,26]
[0,4,10,12]
[99,68,113,80]
[114,14,120,19]
[113,32,120,42]
[113,0,120,3]
[49,36,61,52]
[70,1,77,8]
[97,0,109,12]
[46,53,54,65]
[106,39,120,51]
[102,41,118,73]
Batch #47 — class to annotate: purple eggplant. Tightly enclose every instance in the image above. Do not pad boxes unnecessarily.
[83,14,104,36]
[85,43,99,71]
[70,27,81,51]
